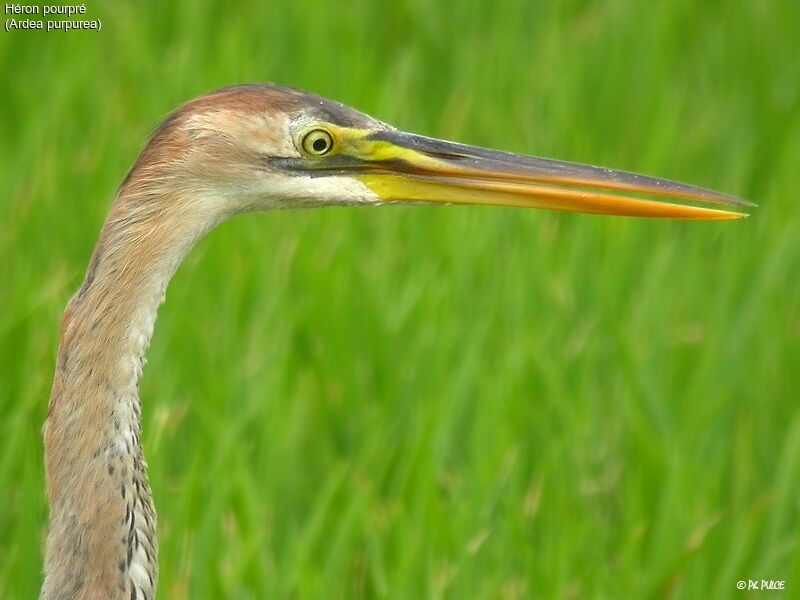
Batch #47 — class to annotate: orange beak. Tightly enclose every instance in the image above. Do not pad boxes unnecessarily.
[345,129,753,219]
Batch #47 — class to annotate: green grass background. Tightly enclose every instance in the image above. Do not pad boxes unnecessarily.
[1,1,799,598]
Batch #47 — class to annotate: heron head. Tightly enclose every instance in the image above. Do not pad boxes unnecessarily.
[125,83,752,221]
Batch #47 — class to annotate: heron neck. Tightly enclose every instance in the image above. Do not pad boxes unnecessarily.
[41,197,210,600]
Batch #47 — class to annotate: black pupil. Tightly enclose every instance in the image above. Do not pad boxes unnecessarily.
[312,137,328,152]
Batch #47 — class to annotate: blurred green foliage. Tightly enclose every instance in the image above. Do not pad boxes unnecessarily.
[1,1,799,598]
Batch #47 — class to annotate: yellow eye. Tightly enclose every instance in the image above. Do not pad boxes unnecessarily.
[302,129,334,156]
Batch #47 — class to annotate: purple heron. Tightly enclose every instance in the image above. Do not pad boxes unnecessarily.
[41,84,750,599]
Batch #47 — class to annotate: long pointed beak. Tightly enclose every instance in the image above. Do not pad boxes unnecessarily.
[347,130,752,220]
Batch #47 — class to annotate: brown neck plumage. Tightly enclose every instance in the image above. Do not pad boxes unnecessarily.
[41,185,212,600]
